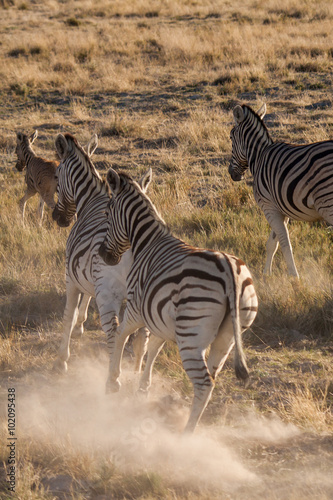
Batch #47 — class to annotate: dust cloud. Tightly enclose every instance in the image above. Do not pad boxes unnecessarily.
[16,355,332,498]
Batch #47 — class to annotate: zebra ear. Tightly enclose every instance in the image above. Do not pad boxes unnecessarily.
[87,134,98,157]
[55,134,69,160]
[233,105,244,125]
[29,130,38,144]
[17,132,23,142]
[139,168,152,193]
[257,103,266,120]
[106,168,121,195]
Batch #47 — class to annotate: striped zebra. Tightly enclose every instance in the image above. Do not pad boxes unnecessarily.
[52,132,149,389]
[229,103,333,278]
[15,130,58,224]
[99,169,258,433]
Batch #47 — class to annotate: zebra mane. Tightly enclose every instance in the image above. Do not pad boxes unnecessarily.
[117,171,169,230]
[242,105,271,139]
[63,133,107,188]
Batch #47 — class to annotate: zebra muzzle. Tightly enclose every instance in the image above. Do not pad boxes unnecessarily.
[98,242,120,266]
[15,160,25,172]
[52,206,72,227]
[228,163,243,182]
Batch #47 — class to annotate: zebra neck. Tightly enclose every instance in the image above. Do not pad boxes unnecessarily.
[75,171,108,217]
[130,215,168,260]
[24,148,35,167]
[247,127,272,174]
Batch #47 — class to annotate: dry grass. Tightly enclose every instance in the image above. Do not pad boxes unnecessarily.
[0,0,333,498]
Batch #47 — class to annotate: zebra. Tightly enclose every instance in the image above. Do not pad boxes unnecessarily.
[52,132,149,388]
[229,103,333,278]
[98,168,258,433]
[15,130,58,224]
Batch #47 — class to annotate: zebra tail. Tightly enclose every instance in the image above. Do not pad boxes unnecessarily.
[228,262,249,382]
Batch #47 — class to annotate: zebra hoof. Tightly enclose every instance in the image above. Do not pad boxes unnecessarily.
[136,387,149,398]
[53,359,68,374]
[105,379,121,394]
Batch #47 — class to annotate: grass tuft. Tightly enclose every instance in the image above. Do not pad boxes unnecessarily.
[66,17,81,27]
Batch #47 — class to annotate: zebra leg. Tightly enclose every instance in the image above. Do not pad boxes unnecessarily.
[138,335,165,394]
[37,195,45,224]
[96,288,148,391]
[106,319,139,394]
[177,341,214,433]
[132,327,150,373]
[95,298,123,393]
[263,229,279,275]
[207,318,235,380]
[54,282,81,372]
[265,212,299,277]
[72,294,92,338]
[95,289,136,392]
[19,191,35,224]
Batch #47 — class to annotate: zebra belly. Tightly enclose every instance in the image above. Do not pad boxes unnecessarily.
[255,189,322,222]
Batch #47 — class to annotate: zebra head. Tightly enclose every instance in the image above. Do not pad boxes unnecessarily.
[99,168,152,266]
[52,133,98,227]
[15,130,38,171]
[53,134,77,227]
[229,103,266,181]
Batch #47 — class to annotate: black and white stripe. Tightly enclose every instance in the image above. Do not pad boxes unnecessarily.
[99,169,258,433]
[52,133,149,390]
[229,103,333,277]
[15,130,58,224]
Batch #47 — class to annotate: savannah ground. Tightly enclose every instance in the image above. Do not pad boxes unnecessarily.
[0,0,333,498]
